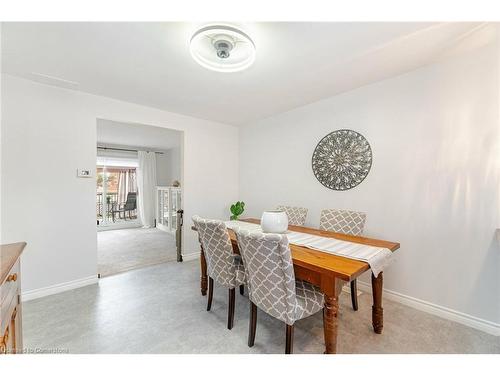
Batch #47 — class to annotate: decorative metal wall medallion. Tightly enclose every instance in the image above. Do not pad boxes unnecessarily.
[312,129,372,190]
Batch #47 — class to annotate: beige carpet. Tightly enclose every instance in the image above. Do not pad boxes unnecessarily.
[98,227,177,277]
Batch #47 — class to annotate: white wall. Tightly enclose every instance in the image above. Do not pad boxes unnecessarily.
[168,146,181,184]
[240,37,500,326]
[0,24,2,241]
[156,152,170,186]
[1,75,238,294]
[156,147,181,186]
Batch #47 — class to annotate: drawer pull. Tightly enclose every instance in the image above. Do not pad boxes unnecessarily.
[6,273,17,282]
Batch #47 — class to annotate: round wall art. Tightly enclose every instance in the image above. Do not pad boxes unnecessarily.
[311,129,372,191]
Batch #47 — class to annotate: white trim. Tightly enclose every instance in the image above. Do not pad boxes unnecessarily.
[181,252,199,262]
[357,280,500,336]
[342,284,362,296]
[97,222,142,232]
[21,275,98,302]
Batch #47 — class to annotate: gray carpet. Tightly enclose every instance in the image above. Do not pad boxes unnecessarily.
[98,227,177,277]
[22,260,500,354]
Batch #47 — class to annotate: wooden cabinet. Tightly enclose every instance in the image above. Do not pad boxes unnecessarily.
[1,242,26,354]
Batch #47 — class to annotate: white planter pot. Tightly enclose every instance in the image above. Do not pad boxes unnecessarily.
[261,210,289,234]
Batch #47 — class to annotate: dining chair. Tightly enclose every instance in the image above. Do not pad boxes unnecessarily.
[235,229,324,354]
[111,192,137,222]
[319,209,367,311]
[276,205,308,226]
[192,215,246,329]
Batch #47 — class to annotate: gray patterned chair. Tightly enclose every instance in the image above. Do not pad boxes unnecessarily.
[192,215,246,330]
[319,208,367,311]
[276,205,308,226]
[235,229,324,354]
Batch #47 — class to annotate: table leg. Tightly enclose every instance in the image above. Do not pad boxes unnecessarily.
[371,271,383,334]
[322,277,341,354]
[200,244,208,296]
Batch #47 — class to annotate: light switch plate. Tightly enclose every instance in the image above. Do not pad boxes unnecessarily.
[77,169,93,178]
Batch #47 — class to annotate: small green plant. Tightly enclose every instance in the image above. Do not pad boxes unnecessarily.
[230,201,245,220]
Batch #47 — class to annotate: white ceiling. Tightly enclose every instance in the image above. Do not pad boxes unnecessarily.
[2,22,482,126]
[97,119,182,151]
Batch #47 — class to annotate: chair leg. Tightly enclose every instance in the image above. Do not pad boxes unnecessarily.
[228,288,235,330]
[207,277,214,311]
[248,302,257,347]
[350,279,359,311]
[285,324,294,354]
[239,284,244,295]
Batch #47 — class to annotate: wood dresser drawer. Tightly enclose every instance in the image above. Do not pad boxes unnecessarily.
[1,242,26,354]
[1,260,20,338]
[1,289,18,340]
[1,259,20,305]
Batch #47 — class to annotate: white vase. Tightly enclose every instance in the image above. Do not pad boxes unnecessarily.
[261,210,289,234]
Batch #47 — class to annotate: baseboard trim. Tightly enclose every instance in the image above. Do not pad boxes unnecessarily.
[357,280,500,336]
[97,223,142,232]
[21,253,199,301]
[342,284,362,296]
[21,275,99,302]
[182,252,199,262]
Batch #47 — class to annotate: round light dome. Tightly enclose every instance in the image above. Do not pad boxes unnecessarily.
[190,25,256,72]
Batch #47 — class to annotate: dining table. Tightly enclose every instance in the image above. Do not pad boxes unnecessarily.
[191,218,400,354]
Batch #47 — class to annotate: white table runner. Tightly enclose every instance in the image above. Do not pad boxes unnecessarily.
[225,220,392,276]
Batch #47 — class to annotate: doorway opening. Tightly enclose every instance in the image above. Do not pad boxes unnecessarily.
[96,157,139,228]
[96,119,183,277]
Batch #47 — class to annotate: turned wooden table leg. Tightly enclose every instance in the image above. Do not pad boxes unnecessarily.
[200,244,208,296]
[371,271,383,334]
[322,277,341,354]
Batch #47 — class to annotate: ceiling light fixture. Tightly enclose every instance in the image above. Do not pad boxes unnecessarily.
[190,25,256,72]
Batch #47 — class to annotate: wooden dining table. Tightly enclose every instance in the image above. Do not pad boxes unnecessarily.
[192,218,400,354]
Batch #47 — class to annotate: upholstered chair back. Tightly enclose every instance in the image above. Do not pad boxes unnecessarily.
[319,209,366,236]
[192,216,239,287]
[276,205,308,226]
[235,230,297,325]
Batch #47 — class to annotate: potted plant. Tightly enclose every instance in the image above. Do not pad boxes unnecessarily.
[230,201,245,220]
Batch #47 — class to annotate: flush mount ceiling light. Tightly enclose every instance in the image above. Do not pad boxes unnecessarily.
[190,25,256,72]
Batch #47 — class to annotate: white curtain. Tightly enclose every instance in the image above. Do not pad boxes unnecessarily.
[117,169,137,204]
[137,151,157,228]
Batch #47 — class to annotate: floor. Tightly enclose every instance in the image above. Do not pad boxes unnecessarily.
[97,227,177,277]
[23,260,500,354]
